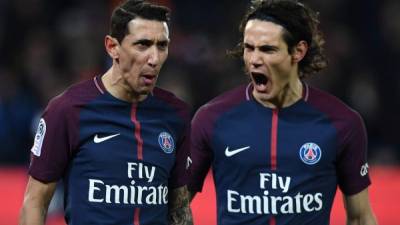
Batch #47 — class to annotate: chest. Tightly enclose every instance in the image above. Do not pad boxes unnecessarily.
[72,101,182,179]
[211,105,338,175]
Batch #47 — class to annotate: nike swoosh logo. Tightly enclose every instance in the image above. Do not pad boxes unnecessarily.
[94,133,120,143]
[186,156,192,170]
[225,146,250,157]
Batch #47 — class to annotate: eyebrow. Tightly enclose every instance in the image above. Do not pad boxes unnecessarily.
[244,43,254,48]
[157,40,169,46]
[259,44,279,51]
[133,39,170,45]
[133,39,153,46]
[244,42,279,51]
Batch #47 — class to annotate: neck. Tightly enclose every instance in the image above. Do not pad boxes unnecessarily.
[254,77,303,109]
[101,66,148,103]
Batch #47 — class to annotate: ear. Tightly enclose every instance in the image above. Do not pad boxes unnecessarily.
[291,40,308,63]
[105,35,120,60]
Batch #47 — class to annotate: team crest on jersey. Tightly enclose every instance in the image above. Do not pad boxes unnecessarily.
[158,132,174,154]
[31,118,46,157]
[299,142,322,165]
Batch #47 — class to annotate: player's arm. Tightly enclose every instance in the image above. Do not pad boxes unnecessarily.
[188,106,214,202]
[336,113,377,225]
[168,185,193,225]
[20,95,74,225]
[19,176,57,225]
[343,188,377,225]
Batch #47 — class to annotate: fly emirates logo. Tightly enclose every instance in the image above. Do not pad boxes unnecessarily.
[227,173,323,215]
[88,162,168,205]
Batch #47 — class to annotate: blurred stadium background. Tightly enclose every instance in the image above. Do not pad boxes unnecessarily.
[1,0,399,224]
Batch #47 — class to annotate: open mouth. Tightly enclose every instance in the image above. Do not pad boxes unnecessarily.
[251,72,268,85]
[251,72,270,93]
[142,74,156,85]
[143,74,155,80]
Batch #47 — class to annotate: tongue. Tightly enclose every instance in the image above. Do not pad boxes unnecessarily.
[254,83,267,92]
[142,76,154,85]
[254,79,271,93]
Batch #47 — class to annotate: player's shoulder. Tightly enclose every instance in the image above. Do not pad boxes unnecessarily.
[153,87,191,119]
[192,84,249,126]
[306,84,363,123]
[44,77,102,115]
[197,84,249,115]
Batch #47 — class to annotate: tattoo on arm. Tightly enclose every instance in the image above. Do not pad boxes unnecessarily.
[168,185,193,225]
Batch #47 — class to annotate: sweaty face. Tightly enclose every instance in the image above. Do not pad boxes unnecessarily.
[117,18,169,95]
[243,19,298,104]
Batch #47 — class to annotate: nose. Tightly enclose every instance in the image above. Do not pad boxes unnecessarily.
[249,51,263,68]
[147,47,160,68]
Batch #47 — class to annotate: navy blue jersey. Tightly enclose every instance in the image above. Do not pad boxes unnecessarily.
[190,83,371,225]
[29,75,190,225]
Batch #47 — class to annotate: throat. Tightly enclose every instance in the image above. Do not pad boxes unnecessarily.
[254,80,303,109]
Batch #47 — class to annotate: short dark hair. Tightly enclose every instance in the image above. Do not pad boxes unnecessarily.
[231,0,328,78]
[110,0,171,43]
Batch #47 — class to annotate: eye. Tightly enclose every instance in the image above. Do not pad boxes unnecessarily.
[157,41,169,51]
[134,40,152,51]
[244,43,254,52]
[259,46,277,53]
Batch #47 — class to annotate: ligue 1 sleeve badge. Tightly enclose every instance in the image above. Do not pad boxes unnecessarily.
[299,142,322,165]
[158,132,175,154]
[31,118,46,157]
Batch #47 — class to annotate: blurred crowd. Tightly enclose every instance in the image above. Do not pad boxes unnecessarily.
[1,0,399,165]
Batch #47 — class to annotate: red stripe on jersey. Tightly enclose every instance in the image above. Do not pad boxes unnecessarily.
[270,109,278,170]
[269,216,276,225]
[131,105,143,160]
[133,208,140,225]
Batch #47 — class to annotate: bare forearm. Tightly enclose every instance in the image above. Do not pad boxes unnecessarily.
[19,203,47,225]
[168,185,193,225]
[344,189,377,225]
[19,177,57,225]
[346,214,377,225]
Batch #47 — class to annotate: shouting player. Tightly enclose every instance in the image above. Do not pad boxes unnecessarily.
[19,1,193,224]
[189,0,377,224]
